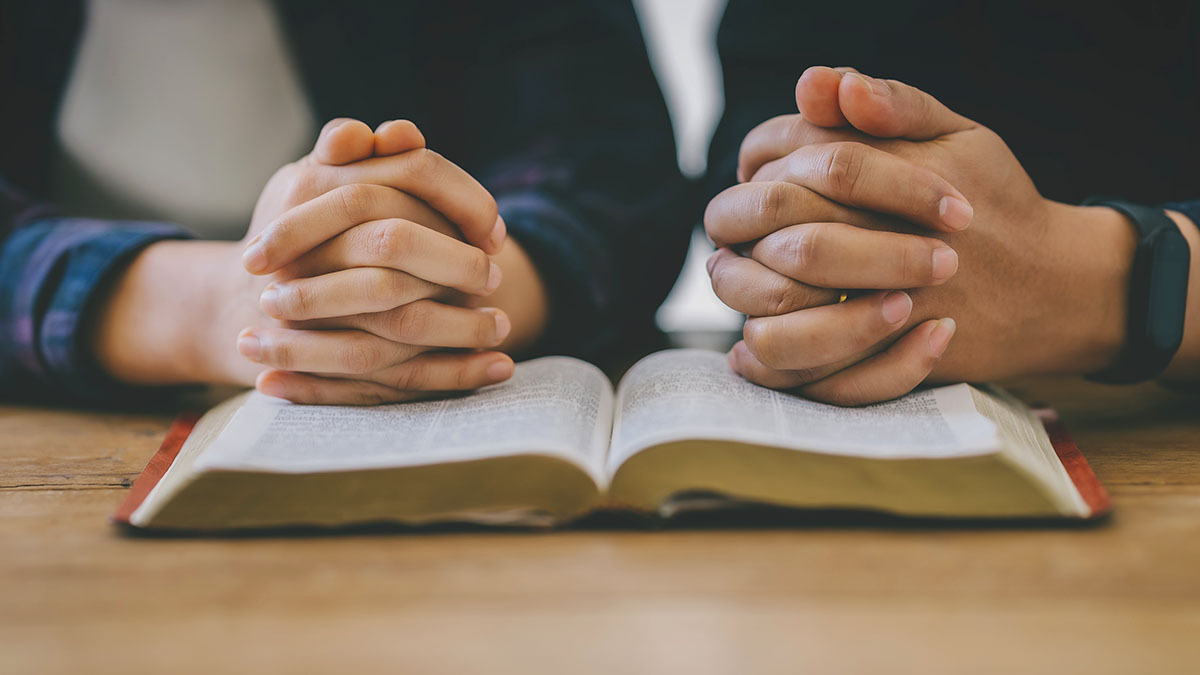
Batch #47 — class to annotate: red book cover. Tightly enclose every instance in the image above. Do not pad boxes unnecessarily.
[112,412,200,525]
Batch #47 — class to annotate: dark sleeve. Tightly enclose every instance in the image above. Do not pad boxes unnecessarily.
[1,4,196,403]
[417,1,696,359]
[0,178,190,402]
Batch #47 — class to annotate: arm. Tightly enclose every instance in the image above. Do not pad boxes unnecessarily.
[0,176,193,402]
[94,121,519,405]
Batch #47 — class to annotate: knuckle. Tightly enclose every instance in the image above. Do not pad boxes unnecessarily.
[822,143,867,199]
[355,385,392,406]
[755,182,788,229]
[267,339,295,370]
[361,268,397,305]
[393,362,428,391]
[473,312,497,346]
[391,302,432,341]
[899,241,926,286]
[783,115,811,148]
[823,380,871,407]
[450,363,476,391]
[743,318,782,368]
[287,282,314,318]
[466,250,491,290]
[401,147,439,180]
[788,365,826,386]
[370,219,413,262]
[785,222,826,273]
[765,278,800,316]
[333,183,377,222]
[478,194,500,231]
[338,340,382,374]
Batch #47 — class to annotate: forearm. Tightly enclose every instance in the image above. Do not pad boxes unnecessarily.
[91,239,259,387]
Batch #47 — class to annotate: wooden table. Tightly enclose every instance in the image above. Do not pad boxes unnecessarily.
[2,375,1198,674]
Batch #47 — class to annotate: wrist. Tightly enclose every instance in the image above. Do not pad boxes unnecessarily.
[1043,201,1137,374]
[91,240,260,386]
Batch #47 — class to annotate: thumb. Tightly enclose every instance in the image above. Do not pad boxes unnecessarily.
[373,119,427,156]
[837,72,975,140]
[311,118,375,165]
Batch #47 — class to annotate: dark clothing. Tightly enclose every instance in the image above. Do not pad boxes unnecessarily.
[0,1,692,402]
[709,0,1200,228]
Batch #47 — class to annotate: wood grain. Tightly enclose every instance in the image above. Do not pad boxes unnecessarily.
[2,377,1198,674]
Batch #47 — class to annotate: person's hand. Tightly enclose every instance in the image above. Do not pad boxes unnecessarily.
[706,67,1151,405]
[233,118,535,404]
[94,118,547,404]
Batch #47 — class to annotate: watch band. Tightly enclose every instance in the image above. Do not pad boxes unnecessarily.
[1082,197,1191,384]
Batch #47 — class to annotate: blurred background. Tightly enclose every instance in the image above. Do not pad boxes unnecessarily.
[633,0,743,336]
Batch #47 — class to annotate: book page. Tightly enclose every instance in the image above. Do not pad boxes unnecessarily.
[194,357,613,483]
[608,350,998,473]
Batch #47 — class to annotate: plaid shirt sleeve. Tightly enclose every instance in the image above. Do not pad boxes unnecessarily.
[0,177,190,403]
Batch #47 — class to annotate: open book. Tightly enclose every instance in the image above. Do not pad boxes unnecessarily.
[115,349,1109,530]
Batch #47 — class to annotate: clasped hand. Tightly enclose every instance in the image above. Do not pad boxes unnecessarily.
[707,67,1137,405]
[229,118,518,404]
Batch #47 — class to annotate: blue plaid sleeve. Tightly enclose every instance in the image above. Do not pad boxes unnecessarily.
[0,215,190,402]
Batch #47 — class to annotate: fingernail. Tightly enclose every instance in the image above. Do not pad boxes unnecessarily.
[484,263,502,294]
[242,241,268,274]
[259,285,282,317]
[237,330,262,362]
[706,250,719,275]
[929,318,956,358]
[486,359,514,382]
[847,72,889,96]
[931,247,959,282]
[489,309,511,343]
[847,72,874,94]
[938,196,974,230]
[488,216,507,251]
[881,291,913,325]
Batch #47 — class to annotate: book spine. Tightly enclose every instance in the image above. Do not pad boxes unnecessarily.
[111,412,201,525]
[1036,409,1112,517]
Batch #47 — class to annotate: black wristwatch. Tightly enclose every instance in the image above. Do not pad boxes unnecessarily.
[1082,197,1191,384]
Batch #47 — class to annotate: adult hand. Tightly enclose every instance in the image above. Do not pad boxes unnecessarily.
[94,119,545,404]
[238,118,540,404]
[706,67,1155,405]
